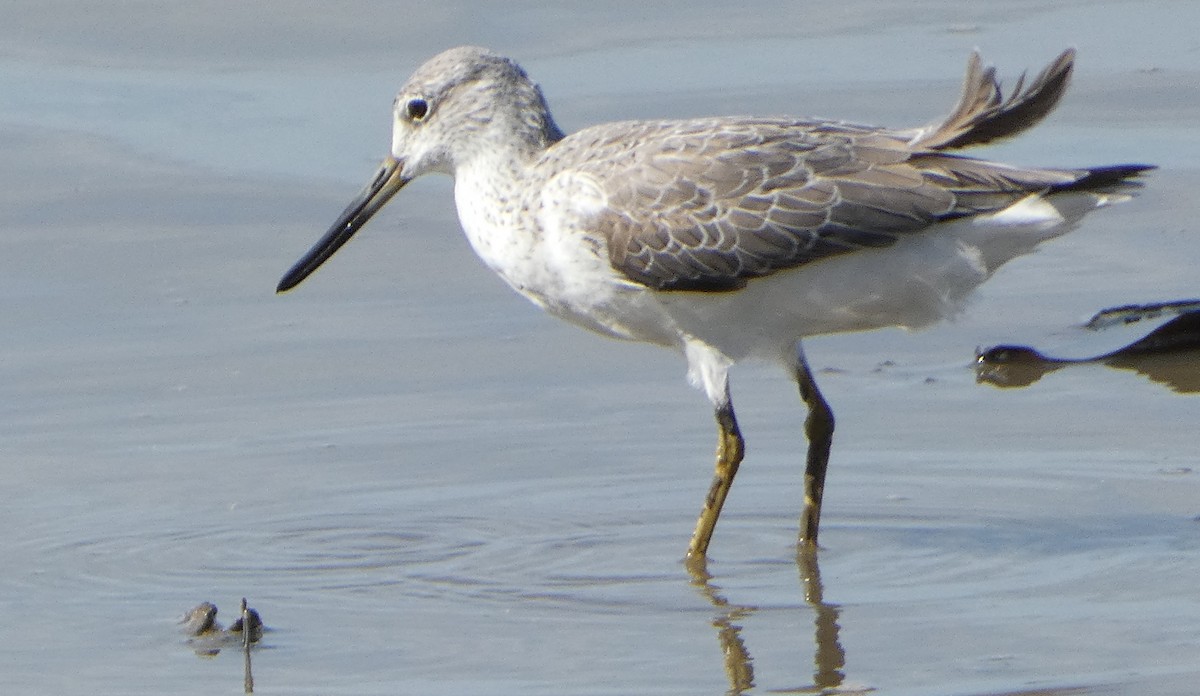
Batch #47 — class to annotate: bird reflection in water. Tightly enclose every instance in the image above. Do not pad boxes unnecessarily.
[688,551,853,695]
[688,552,1111,694]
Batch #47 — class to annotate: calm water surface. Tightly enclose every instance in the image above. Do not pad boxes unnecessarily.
[2,2,1199,694]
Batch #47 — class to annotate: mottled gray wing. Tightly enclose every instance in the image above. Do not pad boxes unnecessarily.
[545,115,1102,291]
[546,118,981,291]
[535,49,1129,292]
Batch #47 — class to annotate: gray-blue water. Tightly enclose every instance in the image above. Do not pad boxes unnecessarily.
[3,2,1200,694]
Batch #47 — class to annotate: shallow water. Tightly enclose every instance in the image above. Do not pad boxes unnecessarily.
[2,2,1200,694]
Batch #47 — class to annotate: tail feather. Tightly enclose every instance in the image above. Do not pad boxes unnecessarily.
[1056,163,1156,192]
[910,49,1076,151]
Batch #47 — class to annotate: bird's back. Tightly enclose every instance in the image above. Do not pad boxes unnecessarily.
[534,113,1148,294]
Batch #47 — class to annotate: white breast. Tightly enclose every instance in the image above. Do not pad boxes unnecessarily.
[453,162,680,347]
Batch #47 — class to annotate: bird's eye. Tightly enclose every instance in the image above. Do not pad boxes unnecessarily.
[405,97,429,122]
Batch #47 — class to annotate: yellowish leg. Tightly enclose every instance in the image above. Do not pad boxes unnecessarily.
[687,403,744,559]
[795,352,835,547]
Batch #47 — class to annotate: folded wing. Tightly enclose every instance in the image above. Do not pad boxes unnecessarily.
[541,51,1149,292]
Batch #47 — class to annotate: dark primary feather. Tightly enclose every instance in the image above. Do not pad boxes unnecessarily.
[537,51,1151,292]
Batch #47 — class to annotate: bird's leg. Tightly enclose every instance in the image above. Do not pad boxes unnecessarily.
[794,344,835,547]
[687,400,744,559]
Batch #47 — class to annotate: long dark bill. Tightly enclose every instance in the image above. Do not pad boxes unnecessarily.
[276,155,407,293]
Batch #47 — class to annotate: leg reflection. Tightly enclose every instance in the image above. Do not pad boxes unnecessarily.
[687,557,755,695]
[688,550,851,695]
[798,547,846,691]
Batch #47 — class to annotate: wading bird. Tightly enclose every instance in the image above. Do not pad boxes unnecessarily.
[278,46,1150,558]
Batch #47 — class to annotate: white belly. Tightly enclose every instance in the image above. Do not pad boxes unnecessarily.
[656,192,1102,363]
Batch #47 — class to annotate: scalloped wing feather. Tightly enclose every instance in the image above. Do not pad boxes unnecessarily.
[534,52,1148,292]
